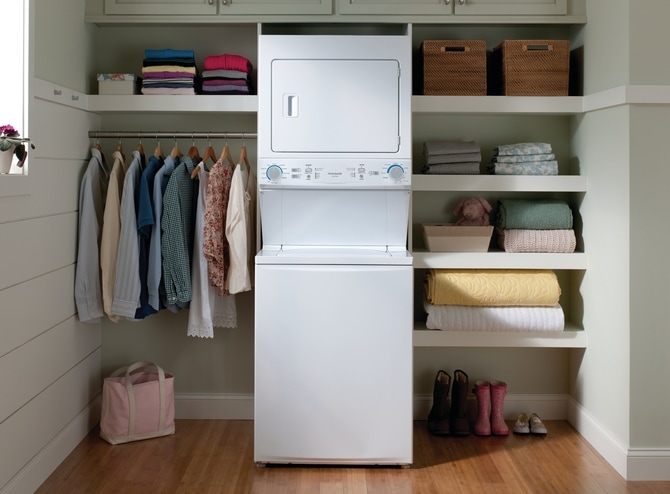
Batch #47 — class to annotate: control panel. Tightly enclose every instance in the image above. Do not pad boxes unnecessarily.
[258,159,411,187]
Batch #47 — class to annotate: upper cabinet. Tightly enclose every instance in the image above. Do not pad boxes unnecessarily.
[338,0,567,16]
[219,0,332,15]
[455,0,567,15]
[104,0,217,15]
[102,0,331,16]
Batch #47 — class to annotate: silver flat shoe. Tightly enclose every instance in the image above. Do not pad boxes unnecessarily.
[529,413,548,435]
[513,412,530,434]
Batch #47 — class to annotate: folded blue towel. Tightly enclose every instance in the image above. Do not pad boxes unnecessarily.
[145,48,195,60]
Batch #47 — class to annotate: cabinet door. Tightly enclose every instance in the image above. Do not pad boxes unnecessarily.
[219,0,332,15]
[454,0,567,16]
[339,0,451,16]
[104,0,217,15]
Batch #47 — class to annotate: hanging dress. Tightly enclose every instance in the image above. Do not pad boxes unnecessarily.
[188,163,237,338]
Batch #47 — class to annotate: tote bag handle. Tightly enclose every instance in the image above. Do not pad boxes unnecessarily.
[110,361,168,435]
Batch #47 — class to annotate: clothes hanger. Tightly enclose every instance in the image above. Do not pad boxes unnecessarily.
[154,135,164,159]
[219,135,235,168]
[201,134,217,166]
[170,135,183,160]
[187,135,201,161]
[137,137,145,157]
[238,138,250,172]
[189,135,204,179]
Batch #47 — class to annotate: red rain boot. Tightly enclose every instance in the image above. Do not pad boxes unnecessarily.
[473,380,491,436]
[490,380,509,436]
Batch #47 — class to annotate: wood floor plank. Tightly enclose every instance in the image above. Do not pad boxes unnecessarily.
[35,420,670,494]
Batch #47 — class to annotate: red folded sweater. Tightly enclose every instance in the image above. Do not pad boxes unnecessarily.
[204,54,252,73]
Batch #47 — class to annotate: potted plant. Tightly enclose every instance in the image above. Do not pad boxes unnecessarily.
[0,124,35,174]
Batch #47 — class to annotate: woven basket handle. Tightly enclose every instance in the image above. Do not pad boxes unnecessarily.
[524,43,554,52]
[441,45,471,53]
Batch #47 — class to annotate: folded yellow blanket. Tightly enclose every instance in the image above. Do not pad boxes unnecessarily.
[425,269,561,306]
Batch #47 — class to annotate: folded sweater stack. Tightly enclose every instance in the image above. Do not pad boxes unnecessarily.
[495,198,576,253]
[422,140,481,175]
[488,142,558,175]
[201,54,253,95]
[424,269,564,332]
[141,48,197,95]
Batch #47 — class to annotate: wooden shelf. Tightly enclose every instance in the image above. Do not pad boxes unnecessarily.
[412,251,586,270]
[412,174,588,192]
[413,323,587,348]
[87,95,258,113]
[412,95,584,115]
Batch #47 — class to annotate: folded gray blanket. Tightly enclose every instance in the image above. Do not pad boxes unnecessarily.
[496,199,573,230]
[424,140,480,156]
[425,151,482,165]
[492,153,555,163]
[494,142,553,156]
[488,160,558,176]
[422,162,481,175]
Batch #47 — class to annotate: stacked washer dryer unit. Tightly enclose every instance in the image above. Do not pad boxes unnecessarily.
[254,25,413,466]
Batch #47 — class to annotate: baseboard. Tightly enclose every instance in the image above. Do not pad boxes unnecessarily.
[176,393,255,420]
[1,396,101,494]
[174,392,569,422]
[567,396,670,481]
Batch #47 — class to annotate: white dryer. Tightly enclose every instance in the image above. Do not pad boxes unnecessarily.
[255,25,413,466]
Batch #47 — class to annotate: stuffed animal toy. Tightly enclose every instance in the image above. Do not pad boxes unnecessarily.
[454,197,492,226]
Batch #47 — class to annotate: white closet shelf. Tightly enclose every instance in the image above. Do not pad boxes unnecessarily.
[87,94,258,113]
[412,174,588,192]
[412,95,584,115]
[413,325,587,348]
[412,251,587,270]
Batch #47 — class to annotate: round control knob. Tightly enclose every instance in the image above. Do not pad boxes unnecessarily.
[266,164,283,181]
[387,164,405,181]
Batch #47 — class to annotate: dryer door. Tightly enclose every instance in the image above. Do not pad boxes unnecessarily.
[271,59,400,154]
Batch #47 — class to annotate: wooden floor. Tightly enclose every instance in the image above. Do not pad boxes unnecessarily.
[37,420,670,494]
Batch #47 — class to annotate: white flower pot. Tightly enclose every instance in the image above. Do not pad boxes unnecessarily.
[0,145,15,174]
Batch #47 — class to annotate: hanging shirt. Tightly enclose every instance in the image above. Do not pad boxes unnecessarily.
[147,155,176,312]
[100,150,126,322]
[111,150,144,319]
[134,154,162,319]
[161,156,198,308]
[74,147,109,323]
[225,163,256,294]
[203,160,234,296]
[188,163,237,338]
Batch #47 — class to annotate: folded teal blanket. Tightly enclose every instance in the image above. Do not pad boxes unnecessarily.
[496,199,573,230]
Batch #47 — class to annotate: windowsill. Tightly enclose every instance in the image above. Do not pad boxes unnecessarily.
[0,173,32,197]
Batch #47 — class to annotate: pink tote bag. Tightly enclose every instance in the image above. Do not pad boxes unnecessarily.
[100,361,175,444]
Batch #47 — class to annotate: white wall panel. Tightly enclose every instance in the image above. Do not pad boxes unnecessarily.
[0,266,78,357]
[0,213,77,290]
[0,316,100,423]
[0,351,101,492]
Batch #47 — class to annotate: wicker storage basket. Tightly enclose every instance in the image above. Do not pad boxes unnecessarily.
[422,40,487,96]
[493,39,570,96]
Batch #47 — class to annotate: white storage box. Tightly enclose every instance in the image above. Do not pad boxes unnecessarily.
[97,74,140,95]
[422,223,493,252]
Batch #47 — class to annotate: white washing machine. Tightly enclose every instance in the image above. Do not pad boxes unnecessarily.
[254,25,413,466]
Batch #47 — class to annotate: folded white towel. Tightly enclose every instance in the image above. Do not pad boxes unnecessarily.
[424,301,565,332]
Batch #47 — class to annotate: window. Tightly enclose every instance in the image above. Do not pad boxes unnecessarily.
[0,0,28,176]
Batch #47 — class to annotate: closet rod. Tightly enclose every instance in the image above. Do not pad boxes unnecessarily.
[88,131,257,140]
